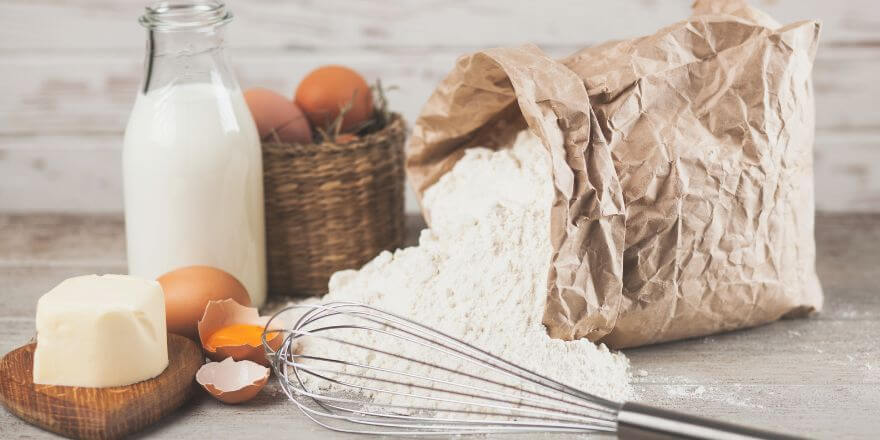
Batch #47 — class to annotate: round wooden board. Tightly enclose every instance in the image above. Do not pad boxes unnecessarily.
[0,334,204,440]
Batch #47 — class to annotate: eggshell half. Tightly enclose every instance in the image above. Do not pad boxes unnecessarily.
[197,299,285,366]
[196,357,270,404]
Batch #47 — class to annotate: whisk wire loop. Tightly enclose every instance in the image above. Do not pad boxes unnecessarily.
[293,302,619,411]
[263,302,620,435]
[290,356,614,426]
[283,324,615,418]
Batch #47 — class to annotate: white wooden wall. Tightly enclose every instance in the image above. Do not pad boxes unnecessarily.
[1,0,878,213]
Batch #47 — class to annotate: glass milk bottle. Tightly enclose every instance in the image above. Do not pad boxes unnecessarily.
[124,1,267,306]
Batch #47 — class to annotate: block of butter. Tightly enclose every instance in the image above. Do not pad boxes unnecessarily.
[33,274,169,387]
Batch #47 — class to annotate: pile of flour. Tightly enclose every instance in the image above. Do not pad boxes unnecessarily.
[296,130,632,409]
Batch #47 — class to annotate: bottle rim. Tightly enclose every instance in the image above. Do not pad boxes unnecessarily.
[139,0,233,32]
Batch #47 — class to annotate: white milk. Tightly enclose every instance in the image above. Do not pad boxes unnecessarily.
[123,83,267,306]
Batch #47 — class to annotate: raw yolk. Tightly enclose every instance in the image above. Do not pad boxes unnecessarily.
[207,324,266,348]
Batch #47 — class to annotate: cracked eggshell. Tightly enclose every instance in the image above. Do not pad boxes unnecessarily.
[196,357,270,404]
[197,299,285,366]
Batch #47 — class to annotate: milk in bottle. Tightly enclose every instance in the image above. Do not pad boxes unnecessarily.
[124,1,266,305]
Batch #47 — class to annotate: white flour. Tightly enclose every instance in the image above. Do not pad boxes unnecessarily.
[296,131,632,410]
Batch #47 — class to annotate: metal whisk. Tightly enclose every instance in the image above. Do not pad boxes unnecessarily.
[263,302,806,439]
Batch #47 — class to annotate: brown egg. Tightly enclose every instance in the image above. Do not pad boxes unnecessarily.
[197,299,285,366]
[243,87,312,143]
[295,65,373,132]
[196,357,270,404]
[158,266,251,340]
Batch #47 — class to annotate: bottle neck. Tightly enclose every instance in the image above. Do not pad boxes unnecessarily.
[139,1,238,95]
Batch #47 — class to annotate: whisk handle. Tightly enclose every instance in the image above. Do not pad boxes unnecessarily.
[616,402,809,440]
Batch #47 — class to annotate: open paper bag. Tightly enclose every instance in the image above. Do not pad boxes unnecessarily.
[406,0,823,348]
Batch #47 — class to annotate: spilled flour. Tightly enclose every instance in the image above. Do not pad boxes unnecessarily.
[295,131,632,410]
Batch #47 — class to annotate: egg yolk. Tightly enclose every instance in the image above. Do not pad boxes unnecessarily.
[206,324,267,348]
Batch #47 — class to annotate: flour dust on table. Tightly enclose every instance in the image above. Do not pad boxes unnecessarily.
[290,130,633,410]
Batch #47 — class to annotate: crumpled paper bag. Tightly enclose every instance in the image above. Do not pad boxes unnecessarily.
[406,0,823,348]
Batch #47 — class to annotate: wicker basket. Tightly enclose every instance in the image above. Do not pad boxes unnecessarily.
[262,113,406,297]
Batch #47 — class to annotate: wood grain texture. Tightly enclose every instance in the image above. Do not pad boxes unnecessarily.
[0,335,204,440]
[0,213,878,438]
[1,0,877,50]
[0,0,878,213]
[2,48,879,135]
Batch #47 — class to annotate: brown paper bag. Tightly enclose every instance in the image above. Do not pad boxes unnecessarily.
[406,0,823,348]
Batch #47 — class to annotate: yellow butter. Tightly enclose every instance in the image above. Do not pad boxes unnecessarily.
[33,274,169,387]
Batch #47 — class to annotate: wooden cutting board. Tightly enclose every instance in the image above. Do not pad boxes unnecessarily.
[0,334,204,440]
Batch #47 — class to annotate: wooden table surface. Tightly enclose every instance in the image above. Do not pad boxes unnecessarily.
[0,213,877,439]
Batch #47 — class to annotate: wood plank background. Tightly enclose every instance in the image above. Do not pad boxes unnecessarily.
[1,0,879,213]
